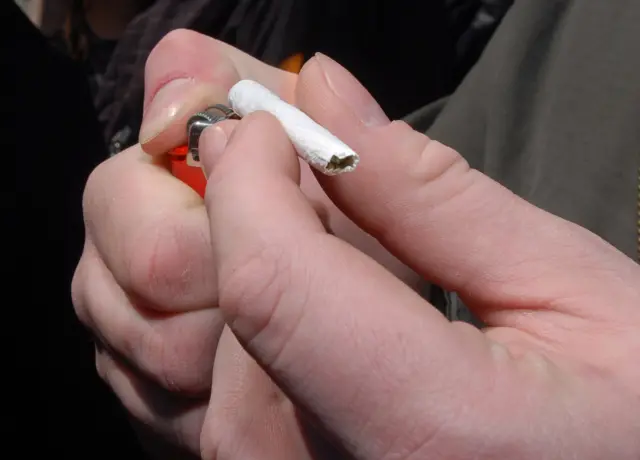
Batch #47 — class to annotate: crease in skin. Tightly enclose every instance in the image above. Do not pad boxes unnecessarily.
[292,60,640,338]
[141,83,239,153]
[143,77,195,118]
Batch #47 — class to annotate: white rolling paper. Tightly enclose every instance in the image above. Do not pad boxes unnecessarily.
[228,79,360,175]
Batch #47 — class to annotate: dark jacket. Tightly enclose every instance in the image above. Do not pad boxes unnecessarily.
[4,2,145,458]
[92,0,513,156]
[408,0,639,321]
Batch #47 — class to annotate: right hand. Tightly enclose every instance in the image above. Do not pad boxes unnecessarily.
[71,29,416,459]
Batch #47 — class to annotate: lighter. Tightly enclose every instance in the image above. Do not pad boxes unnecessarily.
[169,80,360,197]
[168,104,240,197]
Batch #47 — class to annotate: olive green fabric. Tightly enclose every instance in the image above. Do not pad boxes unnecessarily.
[406,0,640,321]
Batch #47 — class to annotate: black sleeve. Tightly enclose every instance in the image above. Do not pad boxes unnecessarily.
[2,3,144,458]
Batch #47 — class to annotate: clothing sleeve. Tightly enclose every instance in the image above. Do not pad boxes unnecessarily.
[2,3,146,457]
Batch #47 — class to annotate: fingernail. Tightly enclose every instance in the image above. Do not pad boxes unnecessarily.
[139,78,194,144]
[314,53,389,127]
[200,125,228,177]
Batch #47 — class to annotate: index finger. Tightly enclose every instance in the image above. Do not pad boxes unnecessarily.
[141,29,297,155]
[203,112,495,460]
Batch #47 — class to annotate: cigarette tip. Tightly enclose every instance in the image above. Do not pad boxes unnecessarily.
[326,154,359,175]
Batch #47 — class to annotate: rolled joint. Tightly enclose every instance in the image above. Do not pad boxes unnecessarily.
[228,80,360,175]
[327,154,358,174]
[182,81,361,175]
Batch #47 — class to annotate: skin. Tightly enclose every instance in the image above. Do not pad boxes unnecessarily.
[72,29,640,460]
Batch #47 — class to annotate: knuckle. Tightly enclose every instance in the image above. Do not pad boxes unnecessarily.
[137,327,179,391]
[374,122,474,242]
[81,150,214,309]
[409,140,473,210]
[389,121,470,192]
[385,121,471,192]
[414,139,469,186]
[127,215,211,306]
[134,318,217,395]
[362,122,475,242]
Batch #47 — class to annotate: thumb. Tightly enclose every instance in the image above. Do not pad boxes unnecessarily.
[296,54,640,325]
[201,111,496,460]
[200,97,640,460]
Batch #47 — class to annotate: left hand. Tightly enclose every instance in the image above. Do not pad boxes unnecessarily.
[72,30,415,459]
[198,53,640,459]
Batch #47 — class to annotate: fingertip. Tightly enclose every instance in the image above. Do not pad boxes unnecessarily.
[144,30,239,110]
[199,119,237,178]
[217,111,301,183]
[296,55,332,113]
[204,110,325,284]
[140,84,231,156]
[298,53,323,80]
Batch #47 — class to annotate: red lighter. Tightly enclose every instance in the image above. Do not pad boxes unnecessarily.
[168,104,240,197]
[169,55,304,196]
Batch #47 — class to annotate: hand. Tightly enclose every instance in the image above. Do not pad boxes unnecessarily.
[72,29,413,459]
[197,49,640,458]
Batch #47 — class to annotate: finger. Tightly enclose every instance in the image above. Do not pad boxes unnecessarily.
[141,29,297,154]
[95,346,207,454]
[203,111,494,458]
[201,328,332,460]
[76,241,224,394]
[83,144,215,311]
[140,31,419,288]
[197,117,416,292]
[294,54,640,324]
